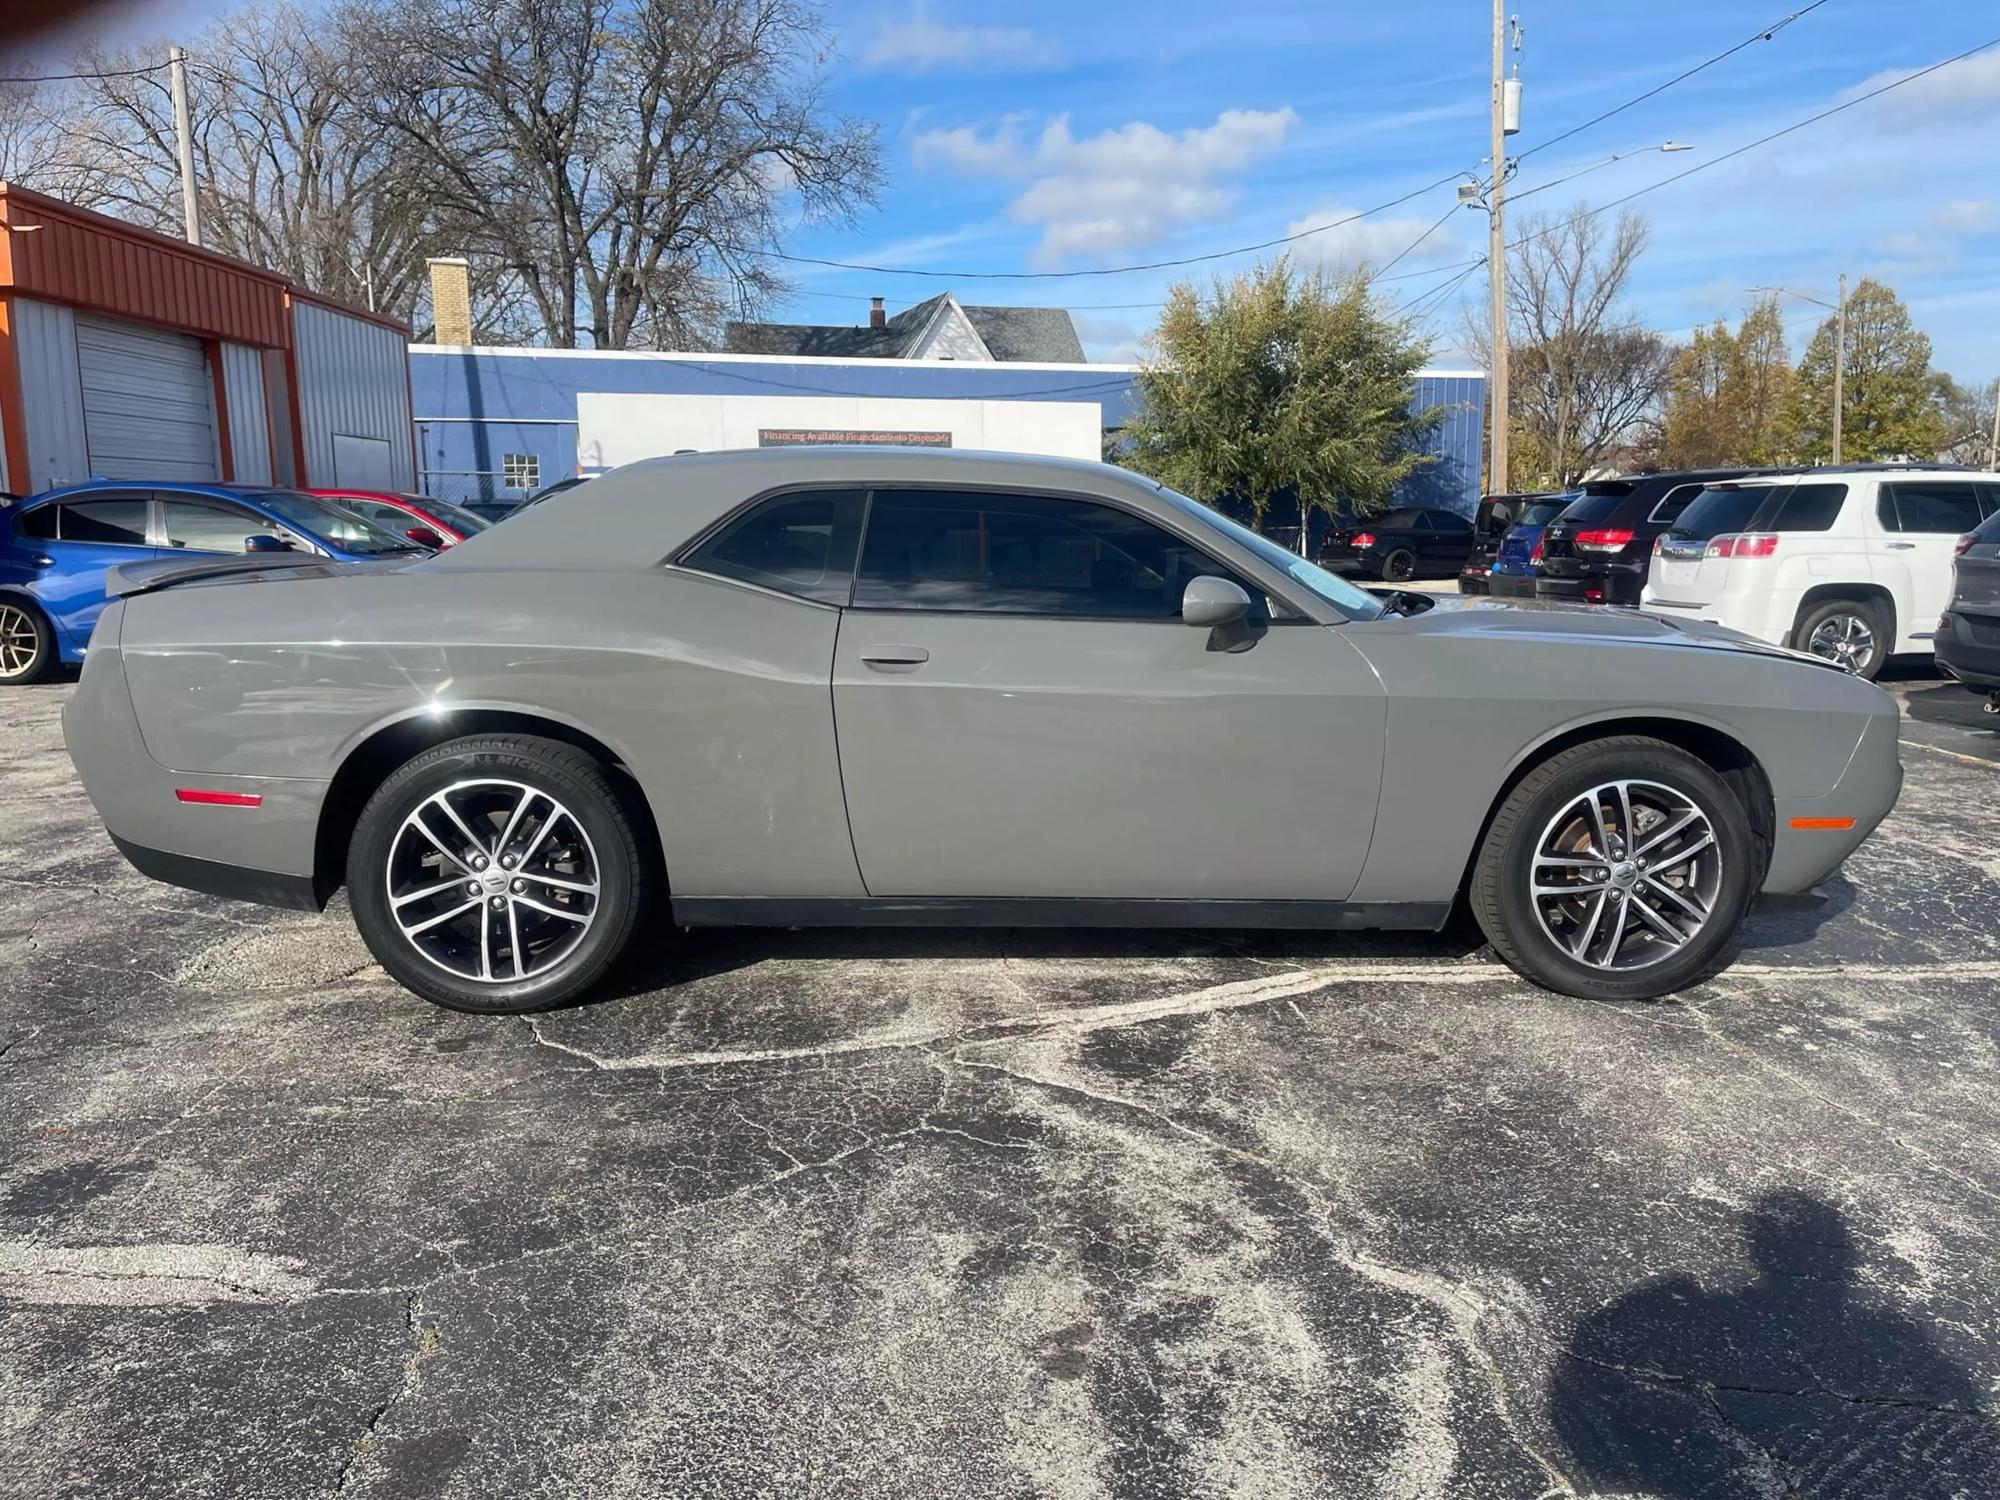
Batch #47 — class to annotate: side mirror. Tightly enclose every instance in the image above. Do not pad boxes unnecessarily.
[1181,575,1252,629]
[405,526,445,549]
[244,533,293,553]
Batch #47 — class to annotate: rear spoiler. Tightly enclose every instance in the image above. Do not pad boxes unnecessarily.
[106,552,331,599]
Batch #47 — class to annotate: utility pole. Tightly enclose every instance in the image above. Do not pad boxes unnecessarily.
[1486,1,1512,494]
[1831,271,1846,465]
[168,46,201,247]
[1986,376,1999,472]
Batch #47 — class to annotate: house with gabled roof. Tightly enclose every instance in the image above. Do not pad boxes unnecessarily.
[724,294,1087,364]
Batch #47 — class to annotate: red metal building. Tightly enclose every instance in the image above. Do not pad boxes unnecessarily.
[0,180,413,497]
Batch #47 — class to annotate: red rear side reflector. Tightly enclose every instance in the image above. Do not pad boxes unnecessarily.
[1788,816,1856,831]
[175,789,263,807]
[1572,528,1635,553]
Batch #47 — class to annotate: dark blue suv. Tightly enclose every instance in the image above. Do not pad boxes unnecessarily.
[0,480,428,683]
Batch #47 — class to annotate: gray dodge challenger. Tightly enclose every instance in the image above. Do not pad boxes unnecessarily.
[63,448,1901,1012]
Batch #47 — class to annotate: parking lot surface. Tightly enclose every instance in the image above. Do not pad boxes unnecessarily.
[2,674,1997,1500]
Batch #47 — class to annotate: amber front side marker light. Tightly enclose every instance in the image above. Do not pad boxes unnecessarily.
[1789,816,1856,830]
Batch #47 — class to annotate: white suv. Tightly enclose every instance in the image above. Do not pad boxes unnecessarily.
[1640,466,2000,679]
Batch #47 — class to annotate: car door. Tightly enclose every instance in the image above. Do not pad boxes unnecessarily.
[830,486,1388,900]
[27,493,158,653]
[1873,481,1986,649]
[1425,510,1473,570]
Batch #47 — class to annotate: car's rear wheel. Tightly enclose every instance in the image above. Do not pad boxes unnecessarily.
[1471,736,1757,1001]
[0,601,57,685]
[347,734,645,1012]
[1380,548,1418,583]
[1794,598,1886,680]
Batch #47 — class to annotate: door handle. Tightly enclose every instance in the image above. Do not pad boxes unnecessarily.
[1885,542,1917,550]
[860,645,929,671]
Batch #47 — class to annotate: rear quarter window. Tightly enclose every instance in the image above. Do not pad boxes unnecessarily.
[1667,487,1773,540]
[16,505,58,541]
[1765,483,1848,532]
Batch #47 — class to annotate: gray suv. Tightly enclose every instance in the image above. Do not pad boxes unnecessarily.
[1937,507,2000,711]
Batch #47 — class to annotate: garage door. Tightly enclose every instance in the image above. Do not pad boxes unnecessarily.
[76,315,219,482]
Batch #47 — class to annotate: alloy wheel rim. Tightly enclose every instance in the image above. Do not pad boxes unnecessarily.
[0,605,39,679]
[1805,613,1874,673]
[385,778,600,984]
[1529,779,1722,972]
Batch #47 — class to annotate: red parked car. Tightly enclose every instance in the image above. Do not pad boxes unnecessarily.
[310,489,494,548]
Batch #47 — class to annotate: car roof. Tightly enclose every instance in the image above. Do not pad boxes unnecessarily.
[428,447,1176,574]
[28,479,299,505]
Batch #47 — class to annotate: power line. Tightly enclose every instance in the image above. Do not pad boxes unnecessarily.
[1508,33,2000,252]
[0,60,170,85]
[1517,1,1829,162]
[764,170,1473,281]
[1374,202,1463,278]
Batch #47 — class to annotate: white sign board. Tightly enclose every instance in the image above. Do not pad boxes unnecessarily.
[575,392,1104,472]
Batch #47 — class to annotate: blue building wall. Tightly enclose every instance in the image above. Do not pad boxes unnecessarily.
[409,348,1484,513]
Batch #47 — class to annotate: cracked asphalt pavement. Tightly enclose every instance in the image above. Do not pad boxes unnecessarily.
[3,672,1998,1499]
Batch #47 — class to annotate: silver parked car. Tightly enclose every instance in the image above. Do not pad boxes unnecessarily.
[64,449,1902,1012]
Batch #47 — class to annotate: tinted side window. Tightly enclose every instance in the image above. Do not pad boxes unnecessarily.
[1410,514,1434,532]
[162,500,285,553]
[1883,482,1983,535]
[854,489,1259,620]
[1649,484,1708,525]
[1768,483,1847,533]
[684,489,864,604]
[1429,511,1471,532]
[17,505,59,540]
[61,499,150,545]
[349,500,410,530]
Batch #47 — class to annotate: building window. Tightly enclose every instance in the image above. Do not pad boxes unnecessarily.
[502,453,540,492]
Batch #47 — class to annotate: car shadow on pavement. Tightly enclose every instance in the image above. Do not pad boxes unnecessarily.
[1734,878,1858,952]
[587,921,1496,1007]
[1547,1190,2000,1498]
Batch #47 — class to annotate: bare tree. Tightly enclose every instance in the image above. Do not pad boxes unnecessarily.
[0,80,119,206]
[351,0,882,349]
[1465,208,1673,487]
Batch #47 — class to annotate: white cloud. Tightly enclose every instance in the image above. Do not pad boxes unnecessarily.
[862,14,1064,73]
[912,108,1299,265]
[1280,203,1466,276]
[1927,199,1995,235]
[1837,49,2000,128]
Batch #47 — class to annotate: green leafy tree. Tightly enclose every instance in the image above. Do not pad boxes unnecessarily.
[1786,279,1946,462]
[1120,260,1441,552]
[1658,296,1796,467]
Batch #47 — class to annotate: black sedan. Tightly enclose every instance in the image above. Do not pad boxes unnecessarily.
[1320,507,1476,582]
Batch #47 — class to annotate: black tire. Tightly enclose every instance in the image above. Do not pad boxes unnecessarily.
[347,734,646,1013]
[1380,548,1418,583]
[0,599,58,685]
[1793,597,1887,680]
[1470,736,1757,1001]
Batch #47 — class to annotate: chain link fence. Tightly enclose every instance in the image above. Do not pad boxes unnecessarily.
[416,470,536,508]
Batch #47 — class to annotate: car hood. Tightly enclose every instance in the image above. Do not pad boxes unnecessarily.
[1376,593,1839,668]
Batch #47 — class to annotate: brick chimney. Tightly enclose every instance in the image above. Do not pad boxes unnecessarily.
[428,257,473,345]
[869,296,886,329]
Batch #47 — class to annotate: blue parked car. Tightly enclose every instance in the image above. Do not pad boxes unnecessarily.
[1489,492,1581,599]
[0,480,430,683]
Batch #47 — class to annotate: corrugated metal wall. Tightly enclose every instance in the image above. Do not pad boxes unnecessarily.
[292,298,414,488]
[220,340,272,484]
[13,297,88,492]
[410,349,1487,511]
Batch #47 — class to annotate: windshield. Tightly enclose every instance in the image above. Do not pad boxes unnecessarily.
[419,497,492,534]
[1667,486,1773,540]
[1156,486,1384,620]
[251,491,428,555]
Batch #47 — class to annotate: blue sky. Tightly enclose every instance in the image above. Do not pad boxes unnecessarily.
[44,0,2000,378]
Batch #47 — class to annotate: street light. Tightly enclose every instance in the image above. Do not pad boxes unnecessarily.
[1750,277,1847,465]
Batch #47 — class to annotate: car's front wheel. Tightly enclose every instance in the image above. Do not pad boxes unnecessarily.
[0,601,57,685]
[1471,736,1758,1000]
[347,734,645,1012]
